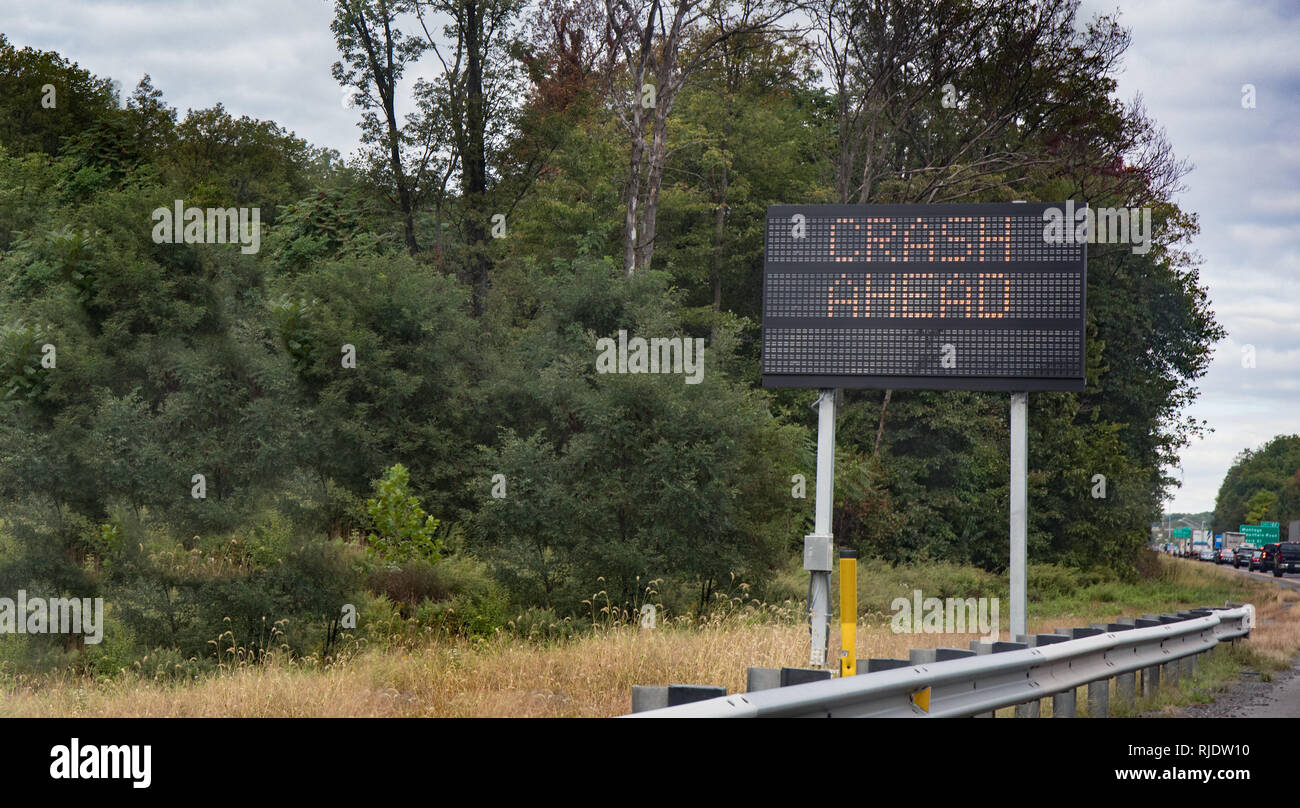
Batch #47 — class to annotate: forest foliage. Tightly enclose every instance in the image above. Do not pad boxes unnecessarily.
[1212,436,1300,533]
[0,0,1225,672]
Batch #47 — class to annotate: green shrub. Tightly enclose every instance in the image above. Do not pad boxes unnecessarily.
[1026,563,1080,600]
[78,605,138,679]
[455,586,510,638]
[357,591,407,647]
[365,464,442,565]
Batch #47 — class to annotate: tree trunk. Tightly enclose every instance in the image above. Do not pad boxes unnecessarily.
[622,115,644,277]
[635,98,670,271]
[710,146,728,341]
[873,389,892,456]
[464,0,490,314]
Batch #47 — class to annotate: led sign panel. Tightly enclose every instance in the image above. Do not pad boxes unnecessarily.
[762,203,1086,391]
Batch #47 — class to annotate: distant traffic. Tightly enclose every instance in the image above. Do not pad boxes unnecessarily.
[1161,541,1300,577]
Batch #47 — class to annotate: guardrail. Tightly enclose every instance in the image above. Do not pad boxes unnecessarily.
[625,603,1254,718]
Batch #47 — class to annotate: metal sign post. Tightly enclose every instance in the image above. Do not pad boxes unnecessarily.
[805,388,836,668]
[1009,392,1027,640]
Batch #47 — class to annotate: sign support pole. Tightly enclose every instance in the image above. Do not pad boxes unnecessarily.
[1010,391,1028,640]
[806,388,836,667]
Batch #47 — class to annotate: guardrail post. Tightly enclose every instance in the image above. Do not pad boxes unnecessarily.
[631,685,668,713]
[1014,698,1041,718]
[1052,689,1076,718]
[1143,663,1160,697]
[1087,678,1109,718]
[908,648,938,664]
[746,667,780,692]
[1116,671,1136,711]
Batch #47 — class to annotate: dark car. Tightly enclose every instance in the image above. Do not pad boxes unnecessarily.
[1234,547,1259,569]
[1266,542,1300,577]
[1217,548,1234,564]
[1250,549,1264,571]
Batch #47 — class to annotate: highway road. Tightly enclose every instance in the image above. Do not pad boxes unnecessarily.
[1221,559,1300,591]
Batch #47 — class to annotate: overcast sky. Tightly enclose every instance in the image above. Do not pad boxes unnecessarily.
[2,0,1296,523]
[1074,0,1300,521]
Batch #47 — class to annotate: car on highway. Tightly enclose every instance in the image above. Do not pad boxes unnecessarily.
[1269,542,1300,577]
[1234,547,1261,569]
[1249,549,1264,571]
[1199,548,1216,562]
[1217,548,1234,564]
[1261,543,1300,575]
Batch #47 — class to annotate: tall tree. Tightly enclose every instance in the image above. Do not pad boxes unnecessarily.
[413,0,525,315]
[331,0,433,256]
[602,0,784,276]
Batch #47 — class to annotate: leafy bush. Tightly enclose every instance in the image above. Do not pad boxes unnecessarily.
[401,591,508,640]
[365,464,442,565]
[78,605,139,679]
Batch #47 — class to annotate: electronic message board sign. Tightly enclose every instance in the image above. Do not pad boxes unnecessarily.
[762,203,1086,391]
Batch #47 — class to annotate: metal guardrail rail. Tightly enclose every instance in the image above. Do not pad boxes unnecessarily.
[626,603,1254,717]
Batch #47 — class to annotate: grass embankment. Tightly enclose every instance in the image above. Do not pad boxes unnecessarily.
[1,555,1296,717]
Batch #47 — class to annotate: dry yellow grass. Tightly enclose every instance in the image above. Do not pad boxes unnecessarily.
[5,559,1299,718]
[1225,582,1300,668]
[0,622,971,717]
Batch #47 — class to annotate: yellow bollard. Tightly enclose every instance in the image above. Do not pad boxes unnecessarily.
[839,549,858,677]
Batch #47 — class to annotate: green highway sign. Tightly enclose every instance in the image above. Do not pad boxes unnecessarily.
[1172,527,1192,539]
[1241,524,1280,543]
